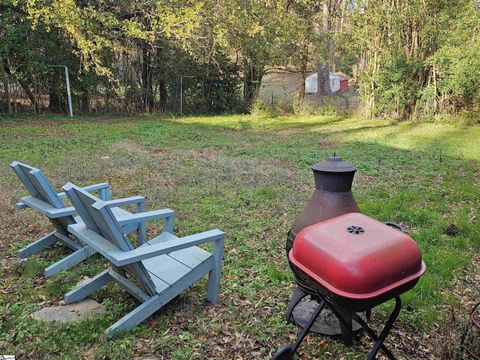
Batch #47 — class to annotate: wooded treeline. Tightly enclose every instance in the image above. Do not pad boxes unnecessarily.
[1,0,479,119]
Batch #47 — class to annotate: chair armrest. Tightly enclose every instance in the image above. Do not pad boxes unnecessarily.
[113,229,225,266]
[115,209,174,227]
[68,224,123,263]
[57,183,110,201]
[104,196,145,209]
[19,196,50,215]
[56,192,68,200]
[45,206,77,218]
[19,196,75,218]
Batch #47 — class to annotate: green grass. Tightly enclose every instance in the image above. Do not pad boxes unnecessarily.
[0,114,479,359]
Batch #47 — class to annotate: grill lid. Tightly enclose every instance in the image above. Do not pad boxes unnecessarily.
[289,213,426,300]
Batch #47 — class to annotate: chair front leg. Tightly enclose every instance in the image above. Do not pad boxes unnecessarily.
[136,201,146,245]
[164,213,174,233]
[99,186,110,201]
[207,235,225,304]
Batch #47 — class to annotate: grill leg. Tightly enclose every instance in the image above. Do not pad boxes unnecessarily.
[367,296,401,360]
[351,296,402,360]
[327,305,354,346]
[291,300,326,353]
[273,300,326,360]
[285,286,308,323]
[366,309,372,322]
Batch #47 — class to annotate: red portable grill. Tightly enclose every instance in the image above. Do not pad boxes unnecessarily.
[273,213,426,360]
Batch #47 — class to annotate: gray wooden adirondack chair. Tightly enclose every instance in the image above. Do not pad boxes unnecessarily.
[11,161,148,277]
[62,183,225,337]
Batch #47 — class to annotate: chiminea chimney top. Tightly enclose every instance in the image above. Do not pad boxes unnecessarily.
[312,156,357,173]
[311,156,357,192]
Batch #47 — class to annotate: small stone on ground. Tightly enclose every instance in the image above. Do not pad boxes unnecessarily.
[30,299,105,323]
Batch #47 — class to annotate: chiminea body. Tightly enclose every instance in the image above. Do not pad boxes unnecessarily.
[286,156,360,258]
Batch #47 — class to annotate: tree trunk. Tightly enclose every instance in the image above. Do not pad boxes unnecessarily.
[243,60,263,107]
[433,62,438,112]
[78,91,89,114]
[141,43,154,112]
[2,67,12,113]
[4,62,37,112]
[19,79,37,112]
[317,2,332,96]
[158,78,167,113]
[317,63,331,95]
[48,88,62,112]
[299,44,309,101]
[300,68,306,101]
[156,45,166,113]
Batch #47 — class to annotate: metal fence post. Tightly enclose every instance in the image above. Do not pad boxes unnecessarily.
[49,65,73,118]
[180,75,183,116]
[64,66,73,118]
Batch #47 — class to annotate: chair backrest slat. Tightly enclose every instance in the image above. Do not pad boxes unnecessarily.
[27,169,65,209]
[91,203,134,251]
[11,161,64,208]
[63,183,101,233]
[10,162,40,198]
[65,184,156,295]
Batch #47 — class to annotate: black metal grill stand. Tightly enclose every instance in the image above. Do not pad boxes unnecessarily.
[274,294,402,360]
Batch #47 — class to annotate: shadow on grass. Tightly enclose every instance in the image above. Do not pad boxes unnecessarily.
[148,113,353,132]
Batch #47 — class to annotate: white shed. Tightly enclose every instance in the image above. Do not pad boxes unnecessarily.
[305,72,343,94]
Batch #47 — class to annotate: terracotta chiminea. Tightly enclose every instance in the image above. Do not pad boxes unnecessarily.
[286,156,360,257]
[285,155,362,338]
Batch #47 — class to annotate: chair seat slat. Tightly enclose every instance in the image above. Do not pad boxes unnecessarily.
[145,271,170,293]
[142,255,191,285]
[142,251,214,293]
[168,247,213,269]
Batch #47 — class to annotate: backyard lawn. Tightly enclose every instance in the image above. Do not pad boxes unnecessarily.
[0,114,479,359]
